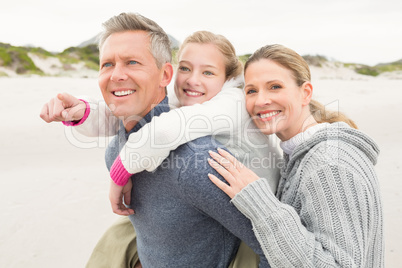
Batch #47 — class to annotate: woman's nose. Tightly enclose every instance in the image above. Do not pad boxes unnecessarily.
[255,91,272,107]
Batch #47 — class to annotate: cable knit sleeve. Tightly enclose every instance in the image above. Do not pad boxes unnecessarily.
[111,87,245,185]
[231,163,380,268]
[67,97,120,137]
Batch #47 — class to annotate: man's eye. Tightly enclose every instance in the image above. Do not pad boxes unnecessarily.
[102,63,113,68]
[128,60,138,65]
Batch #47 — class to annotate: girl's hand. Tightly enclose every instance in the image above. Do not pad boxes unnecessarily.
[207,148,260,199]
[40,92,86,123]
[109,179,135,216]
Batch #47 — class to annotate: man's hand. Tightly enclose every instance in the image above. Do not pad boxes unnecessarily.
[109,179,135,216]
[40,92,86,123]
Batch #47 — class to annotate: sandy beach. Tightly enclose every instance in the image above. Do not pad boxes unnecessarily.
[0,72,401,267]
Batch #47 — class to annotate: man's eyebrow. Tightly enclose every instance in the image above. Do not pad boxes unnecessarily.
[121,54,142,60]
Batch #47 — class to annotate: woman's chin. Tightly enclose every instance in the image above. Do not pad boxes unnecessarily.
[258,128,275,136]
[253,120,277,136]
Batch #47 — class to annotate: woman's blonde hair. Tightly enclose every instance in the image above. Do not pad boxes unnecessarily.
[245,44,357,129]
[309,99,358,129]
[177,31,243,80]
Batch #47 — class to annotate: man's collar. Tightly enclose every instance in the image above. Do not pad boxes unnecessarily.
[122,96,170,137]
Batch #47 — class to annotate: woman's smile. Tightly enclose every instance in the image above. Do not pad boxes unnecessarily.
[258,110,281,121]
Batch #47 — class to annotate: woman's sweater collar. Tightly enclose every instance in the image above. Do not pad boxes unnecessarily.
[280,123,330,156]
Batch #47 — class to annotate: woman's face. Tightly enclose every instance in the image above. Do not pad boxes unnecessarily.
[174,43,227,106]
[244,59,311,141]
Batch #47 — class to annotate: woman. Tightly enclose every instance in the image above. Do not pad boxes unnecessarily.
[208,44,384,267]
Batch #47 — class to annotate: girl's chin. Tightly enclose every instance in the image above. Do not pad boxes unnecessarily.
[180,98,204,106]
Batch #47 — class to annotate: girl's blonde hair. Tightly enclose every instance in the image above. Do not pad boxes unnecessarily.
[245,44,357,129]
[177,31,243,80]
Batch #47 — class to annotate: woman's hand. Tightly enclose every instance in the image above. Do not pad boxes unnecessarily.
[109,179,135,216]
[207,148,260,199]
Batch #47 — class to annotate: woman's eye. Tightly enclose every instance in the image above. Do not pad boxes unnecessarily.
[246,89,257,94]
[128,60,138,65]
[179,66,190,72]
[271,85,281,90]
[203,71,213,76]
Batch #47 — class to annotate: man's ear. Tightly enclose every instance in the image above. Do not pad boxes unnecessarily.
[160,63,174,88]
[301,82,313,106]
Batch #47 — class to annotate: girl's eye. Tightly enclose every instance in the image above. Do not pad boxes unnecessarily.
[179,66,190,72]
[271,85,281,90]
[128,60,138,65]
[203,71,213,76]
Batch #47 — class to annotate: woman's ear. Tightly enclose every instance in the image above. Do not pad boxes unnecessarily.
[301,82,313,106]
[160,63,174,88]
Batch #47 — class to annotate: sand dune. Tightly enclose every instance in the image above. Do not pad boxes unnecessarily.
[0,73,400,267]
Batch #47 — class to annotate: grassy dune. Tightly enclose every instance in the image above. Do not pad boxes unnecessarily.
[0,42,400,77]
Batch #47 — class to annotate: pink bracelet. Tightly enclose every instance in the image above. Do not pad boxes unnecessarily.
[62,99,90,126]
[110,155,132,186]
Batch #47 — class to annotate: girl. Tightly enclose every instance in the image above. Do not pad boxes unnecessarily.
[71,32,281,267]
[71,31,281,196]
[208,44,384,267]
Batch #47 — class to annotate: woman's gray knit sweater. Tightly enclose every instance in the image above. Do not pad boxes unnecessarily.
[231,122,384,267]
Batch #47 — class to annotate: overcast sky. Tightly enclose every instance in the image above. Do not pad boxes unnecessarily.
[1,0,401,66]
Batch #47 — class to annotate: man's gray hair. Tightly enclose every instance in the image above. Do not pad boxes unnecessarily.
[98,12,172,68]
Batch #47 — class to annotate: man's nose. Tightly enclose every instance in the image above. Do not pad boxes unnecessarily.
[110,64,128,81]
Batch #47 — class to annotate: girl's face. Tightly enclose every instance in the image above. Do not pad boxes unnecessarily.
[244,59,312,141]
[175,43,227,106]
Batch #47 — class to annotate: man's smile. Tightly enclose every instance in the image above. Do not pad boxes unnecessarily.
[113,90,136,97]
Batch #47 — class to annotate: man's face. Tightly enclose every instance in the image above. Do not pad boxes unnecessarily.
[98,30,170,131]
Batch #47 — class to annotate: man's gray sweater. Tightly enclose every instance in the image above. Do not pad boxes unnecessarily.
[105,97,270,268]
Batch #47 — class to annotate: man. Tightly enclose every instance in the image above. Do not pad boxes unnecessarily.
[41,13,269,267]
